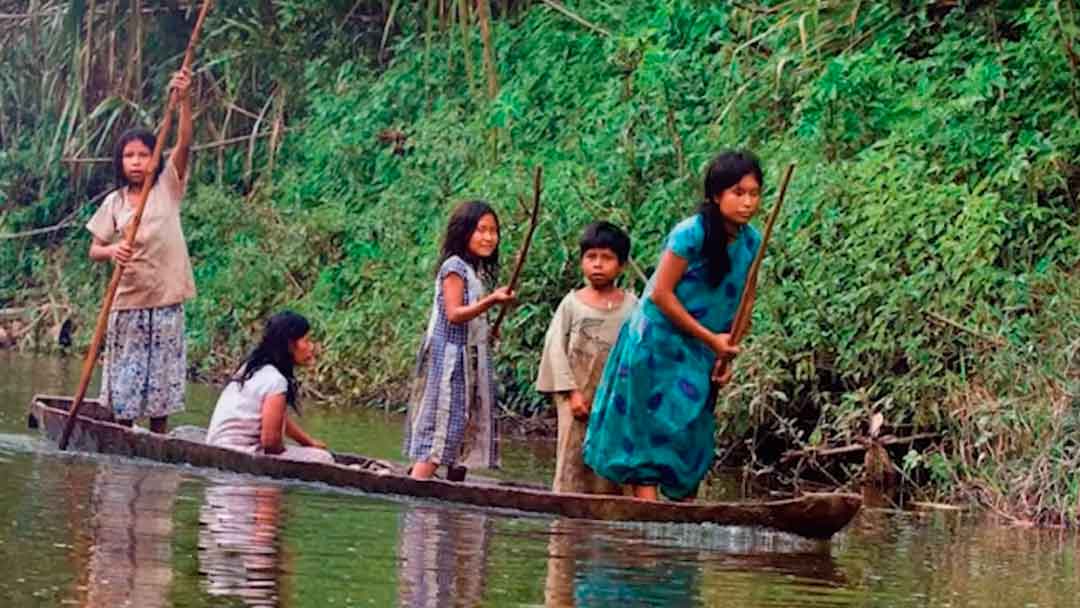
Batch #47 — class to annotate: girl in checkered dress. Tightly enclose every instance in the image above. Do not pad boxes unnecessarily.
[403,201,516,480]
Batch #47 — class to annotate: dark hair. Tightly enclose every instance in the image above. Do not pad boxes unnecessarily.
[437,200,500,281]
[112,128,166,188]
[579,220,631,263]
[697,150,764,287]
[233,311,311,412]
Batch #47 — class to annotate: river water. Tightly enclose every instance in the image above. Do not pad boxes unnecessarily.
[1,352,1077,607]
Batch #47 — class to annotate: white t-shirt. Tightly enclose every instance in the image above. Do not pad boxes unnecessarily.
[206,365,288,452]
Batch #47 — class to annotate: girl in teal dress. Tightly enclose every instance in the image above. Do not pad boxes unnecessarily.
[583,151,764,501]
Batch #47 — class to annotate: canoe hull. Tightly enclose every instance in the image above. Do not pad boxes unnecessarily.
[28,394,860,539]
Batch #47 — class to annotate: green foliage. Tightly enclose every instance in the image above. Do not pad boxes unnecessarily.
[2,0,1079,521]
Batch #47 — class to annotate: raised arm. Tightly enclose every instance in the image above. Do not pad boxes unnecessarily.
[170,68,194,182]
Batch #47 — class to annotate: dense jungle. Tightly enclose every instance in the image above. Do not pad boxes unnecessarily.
[1,0,1078,524]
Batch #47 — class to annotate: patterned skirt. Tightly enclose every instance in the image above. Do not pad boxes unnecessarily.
[583,310,716,500]
[403,341,498,468]
[102,304,186,420]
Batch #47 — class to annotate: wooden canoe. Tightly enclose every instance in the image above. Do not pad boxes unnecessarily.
[28,394,861,540]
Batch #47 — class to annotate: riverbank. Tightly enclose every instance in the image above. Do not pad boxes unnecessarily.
[3,1,1078,524]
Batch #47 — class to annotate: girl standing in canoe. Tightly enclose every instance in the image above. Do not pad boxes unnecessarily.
[206,311,332,463]
[86,68,195,434]
[583,150,763,501]
[403,200,516,480]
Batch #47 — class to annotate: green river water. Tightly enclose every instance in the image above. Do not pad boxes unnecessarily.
[1,351,1078,607]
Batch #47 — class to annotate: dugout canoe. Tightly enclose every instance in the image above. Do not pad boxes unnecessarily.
[28,394,860,539]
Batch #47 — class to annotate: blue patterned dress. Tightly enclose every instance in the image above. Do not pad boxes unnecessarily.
[583,215,761,499]
[403,256,499,469]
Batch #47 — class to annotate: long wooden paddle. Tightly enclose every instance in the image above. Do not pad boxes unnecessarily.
[490,165,543,340]
[708,163,796,401]
[59,0,214,450]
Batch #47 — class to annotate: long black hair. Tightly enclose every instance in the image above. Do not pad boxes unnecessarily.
[697,150,764,287]
[437,200,500,281]
[233,311,311,412]
[112,128,166,188]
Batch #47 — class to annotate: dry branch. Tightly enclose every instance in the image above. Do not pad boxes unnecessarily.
[491,166,543,339]
[0,187,118,240]
[540,0,611,36]
[780,432,940,462]
[924,311,1007,347]
[61,130,283,164]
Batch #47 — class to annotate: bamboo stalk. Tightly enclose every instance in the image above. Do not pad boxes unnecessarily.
[475,0,499,156]
[132,0,142,105]
[28,0,39,52]
[59,0,214,451]
[218,105,232,185]
[457,0,477,99]
[267,88,285,177]
[107,0,116,93]
[476,0,498,100]
[85,0,95,113]
[245,90,276,184]
[424,0,435,108]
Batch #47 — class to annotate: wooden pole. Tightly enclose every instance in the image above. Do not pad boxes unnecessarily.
[730,163,794,344]
[59,0,213,451]
[709,163,795,399]
[490,166,542,340]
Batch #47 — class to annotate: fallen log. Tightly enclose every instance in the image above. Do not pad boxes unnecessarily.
[781,432,940,463]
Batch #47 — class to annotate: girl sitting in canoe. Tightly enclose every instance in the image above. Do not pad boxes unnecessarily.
[403,200,516,480]
[86,68,195,434]
[206,311,333,463]
[583,150,763,501]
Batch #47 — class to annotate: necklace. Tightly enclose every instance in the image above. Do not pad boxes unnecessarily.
[599,292,620,311]
[581,288,621,312]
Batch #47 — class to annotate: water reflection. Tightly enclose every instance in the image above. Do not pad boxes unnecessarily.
[544,519,843,607]
[82,464,181,608]
[545,519,704,607]
[198,481,285,607]
[398,506,492,607]
[9,352,1080,608]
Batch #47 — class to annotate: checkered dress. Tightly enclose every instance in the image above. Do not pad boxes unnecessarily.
[403,256,499,468]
